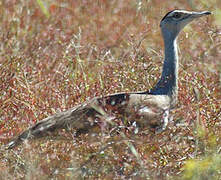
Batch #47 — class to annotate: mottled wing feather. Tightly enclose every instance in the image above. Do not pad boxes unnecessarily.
[7,92,171,149]
[126,94,170,130]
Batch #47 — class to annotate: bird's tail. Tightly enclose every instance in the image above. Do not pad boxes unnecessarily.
[7,102,96,149]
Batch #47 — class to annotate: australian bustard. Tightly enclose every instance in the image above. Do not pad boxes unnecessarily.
[7,10,211,149]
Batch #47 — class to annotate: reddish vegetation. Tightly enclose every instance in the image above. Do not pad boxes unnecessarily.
[0,0,220,179]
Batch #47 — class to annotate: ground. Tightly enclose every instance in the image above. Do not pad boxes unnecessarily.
[0,0,221,179]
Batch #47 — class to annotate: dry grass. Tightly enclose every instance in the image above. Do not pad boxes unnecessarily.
[0,0,220,179]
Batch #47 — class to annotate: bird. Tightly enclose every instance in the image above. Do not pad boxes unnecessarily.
[7,10,211,149]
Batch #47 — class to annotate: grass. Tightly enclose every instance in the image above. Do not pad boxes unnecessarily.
[0,0,220,179]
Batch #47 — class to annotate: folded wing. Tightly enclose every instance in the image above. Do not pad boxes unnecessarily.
[7,92,171,149]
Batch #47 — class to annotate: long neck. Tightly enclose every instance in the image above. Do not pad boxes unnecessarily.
[150,34,179,104]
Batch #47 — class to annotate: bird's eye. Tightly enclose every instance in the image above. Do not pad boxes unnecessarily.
[173,13,182,19]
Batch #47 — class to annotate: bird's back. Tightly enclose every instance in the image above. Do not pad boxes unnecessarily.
[7,92,171,149]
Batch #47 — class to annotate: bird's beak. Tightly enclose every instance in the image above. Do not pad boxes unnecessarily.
[178,11,211,32]
[190,11,211,19]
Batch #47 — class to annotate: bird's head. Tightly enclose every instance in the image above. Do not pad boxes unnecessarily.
[160,10,211,40]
